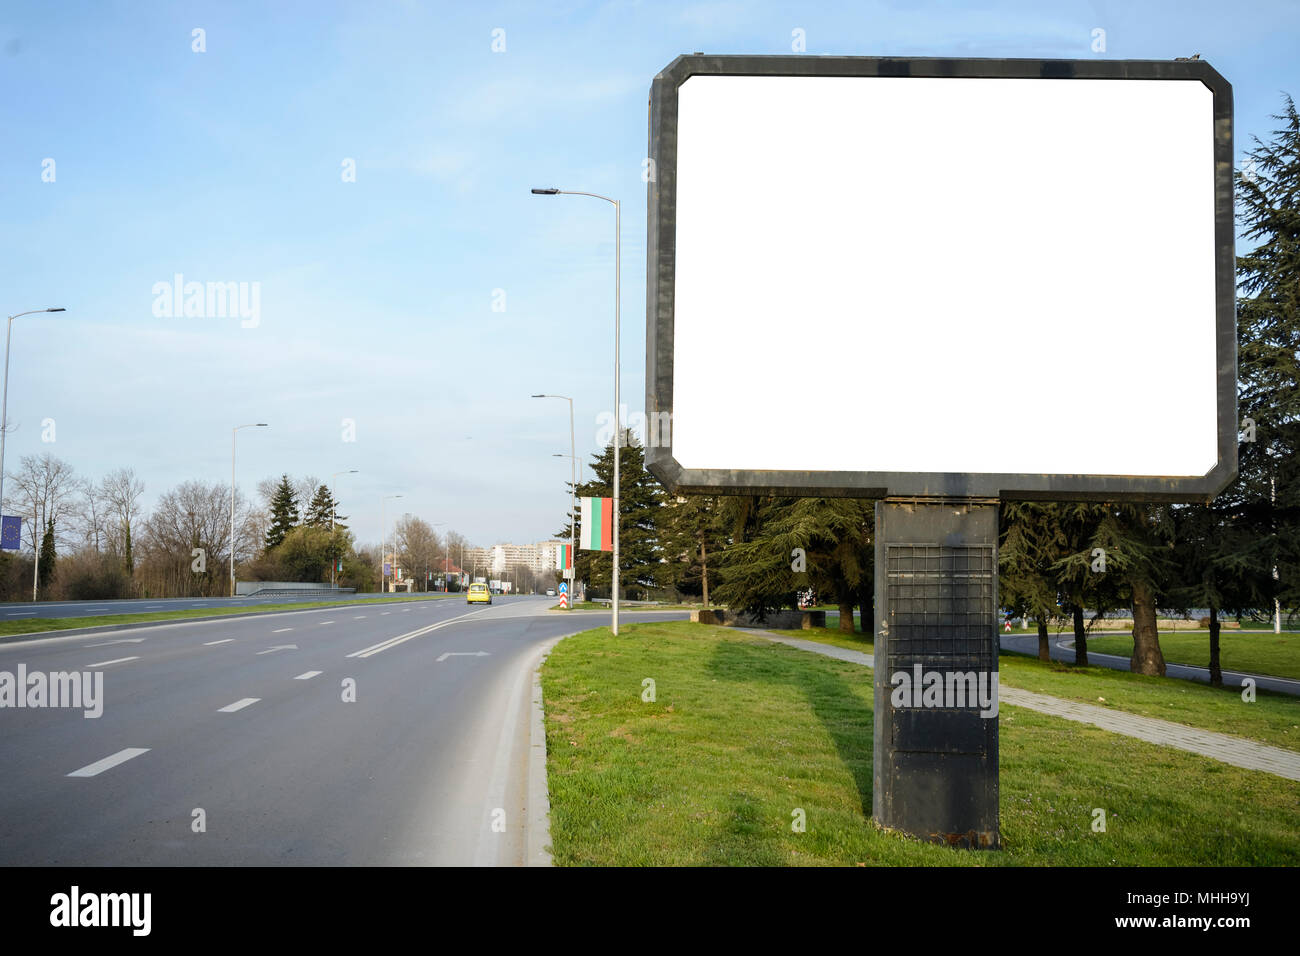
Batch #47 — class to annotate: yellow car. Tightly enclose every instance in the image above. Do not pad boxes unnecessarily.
[466,583,492,605]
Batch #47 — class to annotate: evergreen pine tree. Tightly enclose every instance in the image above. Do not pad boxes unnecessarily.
[559,434,665,599]
[712,496,873,630]
[659,494,725,605]
[304,485,345,529]
[1234,93,1300,618]
[264,474,300,551]
[38,518,57,595]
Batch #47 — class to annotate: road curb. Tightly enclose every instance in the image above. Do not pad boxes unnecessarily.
[526,636,566,867]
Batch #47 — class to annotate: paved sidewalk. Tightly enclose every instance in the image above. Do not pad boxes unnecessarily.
[757,632,1300,783]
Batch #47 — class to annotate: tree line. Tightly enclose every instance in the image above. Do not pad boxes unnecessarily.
[0,464,479,600]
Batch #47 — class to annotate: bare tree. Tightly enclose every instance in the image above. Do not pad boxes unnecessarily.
[293,475,321,513]
[99,467,145,567]
[136,480,241,597]
[75,478,107,552]
[5,453,79,552]
[393,515,442,589]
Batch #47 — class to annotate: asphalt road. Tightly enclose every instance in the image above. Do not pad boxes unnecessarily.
[0,595,686,865]
[0,591,433,621]
[1000,631,1300,697]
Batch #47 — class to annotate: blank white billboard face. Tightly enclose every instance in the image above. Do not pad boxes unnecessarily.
[671,74,1218,478]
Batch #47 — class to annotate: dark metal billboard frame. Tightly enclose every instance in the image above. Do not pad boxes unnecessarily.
[645,54,1236,503]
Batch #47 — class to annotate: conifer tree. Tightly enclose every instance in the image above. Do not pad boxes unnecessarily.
[264,475,300,551]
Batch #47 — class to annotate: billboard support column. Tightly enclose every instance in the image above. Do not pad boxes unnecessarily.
[873,497,1000,849]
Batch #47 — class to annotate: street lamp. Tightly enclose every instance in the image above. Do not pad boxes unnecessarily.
[553,453,583,482]
[230,423,268,597]
[533,394,576,611]
[330,469,358,589]
[530,187,621,634]
[1,307,65,571]
[380,494,402,593]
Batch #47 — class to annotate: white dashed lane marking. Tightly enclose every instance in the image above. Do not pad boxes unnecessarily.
[86,656,138,668]
[273,628,293,633]
[68,748,150,778]
[217,698,259,713]
[294,671,322,680]
[203,639,235,646]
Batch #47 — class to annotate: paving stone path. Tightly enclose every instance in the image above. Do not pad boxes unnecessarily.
[757,632,1300,782]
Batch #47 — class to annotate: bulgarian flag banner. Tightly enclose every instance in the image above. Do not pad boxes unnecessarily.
[579,496,613,551]
[555,543,574,570]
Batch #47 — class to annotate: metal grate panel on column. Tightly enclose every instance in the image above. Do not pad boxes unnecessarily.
[885,544,995,677]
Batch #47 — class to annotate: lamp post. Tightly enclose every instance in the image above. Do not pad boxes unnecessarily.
[533,394,576,611]
[230,423,268,597]
[329,469,358,589]
[380,494,402,593]
[530,187,620,634]
[1273,476,1281,634]
[1,307,65,568]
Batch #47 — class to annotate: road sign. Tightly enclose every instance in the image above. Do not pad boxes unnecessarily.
[558,580,569,610]
[646,55,1235,502]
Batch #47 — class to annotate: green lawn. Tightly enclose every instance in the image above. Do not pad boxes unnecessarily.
[770,627,1300,753]
[541,621,1300,866]
[0,593,454,638]
[1086,631,1300,681]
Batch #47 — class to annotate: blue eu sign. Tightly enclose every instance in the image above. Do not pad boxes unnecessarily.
[0,516,21,551]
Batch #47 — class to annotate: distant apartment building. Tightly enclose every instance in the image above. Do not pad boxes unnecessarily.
[464,541,570,577]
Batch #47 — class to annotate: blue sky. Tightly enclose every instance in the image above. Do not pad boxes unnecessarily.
[1,0,1297,548]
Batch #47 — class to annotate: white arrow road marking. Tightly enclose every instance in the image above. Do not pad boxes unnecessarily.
[68,748,150,778]
[256,644,298,655]
[346,608,490,659]
[84,638,146,648]
[436,651,491,662]
[272,627,293,633]
[203,639,235,646]
[87,656,138,668]
[218,698,259,713]
[294,670,323,680]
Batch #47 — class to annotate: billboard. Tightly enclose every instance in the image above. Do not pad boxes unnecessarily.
[645,55,1236,501]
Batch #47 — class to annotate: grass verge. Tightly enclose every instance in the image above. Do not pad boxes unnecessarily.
[769,628,1300,753]
[0,593,454,638]
[1085,631,1300,681]
[541,621,1300,865]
